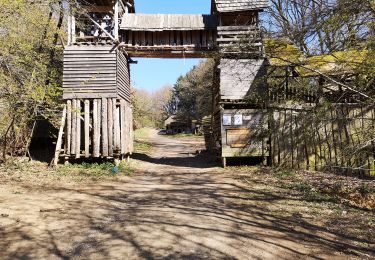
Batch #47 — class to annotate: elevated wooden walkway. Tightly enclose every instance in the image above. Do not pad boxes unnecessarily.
[119,14,218,58]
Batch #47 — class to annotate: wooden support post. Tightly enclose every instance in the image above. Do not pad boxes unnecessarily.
[71,99,77,155]
[76,100,81,158]
[114,0,119,40]
[66,100,72,155]
[53,105,67,166]
[98,98,102,156]
[114,100,120,151]
[108,99,114,157]
[120,99,126,155]
[93,99,100,157]
[102,98,109,157]
[84,100,90,158]
[71,15,76,44]
[129,106,133,153]
[67,13,72,46]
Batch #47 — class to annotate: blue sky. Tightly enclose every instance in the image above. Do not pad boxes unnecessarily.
[130,0,211,92]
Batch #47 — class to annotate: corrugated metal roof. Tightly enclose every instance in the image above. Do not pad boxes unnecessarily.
[120,14,218,31]
[214,0,268,12]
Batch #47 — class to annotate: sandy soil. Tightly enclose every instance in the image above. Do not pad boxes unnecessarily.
[0,129,374,259]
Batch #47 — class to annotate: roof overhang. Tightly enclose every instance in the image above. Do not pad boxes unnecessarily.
[213,0,268,13]
[120,14,218,31]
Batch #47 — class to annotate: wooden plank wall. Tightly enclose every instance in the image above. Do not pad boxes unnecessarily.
[117,51,131,102]
[61,98,133,159]
[219,59,265,100]
[121,30,216,49]
[63,45,118,99]
[217,26,262,56]
[271,105,375,176]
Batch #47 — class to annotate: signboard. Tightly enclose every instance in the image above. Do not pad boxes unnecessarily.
[233,114,243,125]
[223,114,232,126]
[226,129,251,148]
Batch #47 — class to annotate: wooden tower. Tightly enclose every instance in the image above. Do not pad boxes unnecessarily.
[211,0,269,166]
[54,0,135,164]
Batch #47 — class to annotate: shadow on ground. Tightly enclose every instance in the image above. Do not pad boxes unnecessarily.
[1,170,374,259]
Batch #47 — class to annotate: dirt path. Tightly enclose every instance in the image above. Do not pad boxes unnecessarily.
[0,129,374,259]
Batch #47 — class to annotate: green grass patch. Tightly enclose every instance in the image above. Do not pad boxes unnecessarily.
[165,133,201,139]
[57,162,134,178]
[134,128,151,140]
[274,169,297,179]
[134,140,152,154]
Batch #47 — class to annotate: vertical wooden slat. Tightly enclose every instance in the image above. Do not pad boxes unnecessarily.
[129,105,134,154]
[114,0,119,40]
[202,31,207,47]
[76,100,81,158]
[84,100,90,158]
[115,101,121,151]
[141,31,146,46]
[53,105,67,166]
[120,99,126,155]
[71,99,77,155]
[176,31,180,46]
[129,31,133,45]
[182,31,187,45]
[108,99,114,157]
[186,31,192,45]
[98,98,102,156]
[66,100,72,155]
[93,99,100,158]
[102,98,109,157]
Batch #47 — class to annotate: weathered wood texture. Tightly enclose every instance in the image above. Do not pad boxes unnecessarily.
[217,26,263,56]
[271,105,375,176]
[219,59,266,100]
[121,14,217,31]
[213,0,268,12]
[58,98,133,160]
[63,46,117,99]
[120,29,217,58]
[117,51,131,102]
[63,45,131,100]
[118,13,219,58]
[220,109,269,158]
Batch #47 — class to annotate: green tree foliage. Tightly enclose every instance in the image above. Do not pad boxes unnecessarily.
[169,59,215,124]
[0,0,65,161]
[268,0,374,55]
[132,85,173,129]
[266,0,374,102]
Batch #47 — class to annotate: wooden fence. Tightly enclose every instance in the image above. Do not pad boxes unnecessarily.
[54,98,133,163]
[271,105,375,176]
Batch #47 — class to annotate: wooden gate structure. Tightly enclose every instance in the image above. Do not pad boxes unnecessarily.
[53,0,269,165]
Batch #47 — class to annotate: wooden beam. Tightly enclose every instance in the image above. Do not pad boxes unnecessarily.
[66,100,72,155]
[108,98,114,156]
[102,98,109,157]
[71,16,76,44]
[71,99,77,155]
[114,0,119,40]
[98,98,102,156]
[53,105,67,166]
[85,14,117,43]
[75,100,81,158]
[84,6,113,13]
[84,100,90,158]
[93,99,100,157]
[120,99,126,155]
[114,99,120,151]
